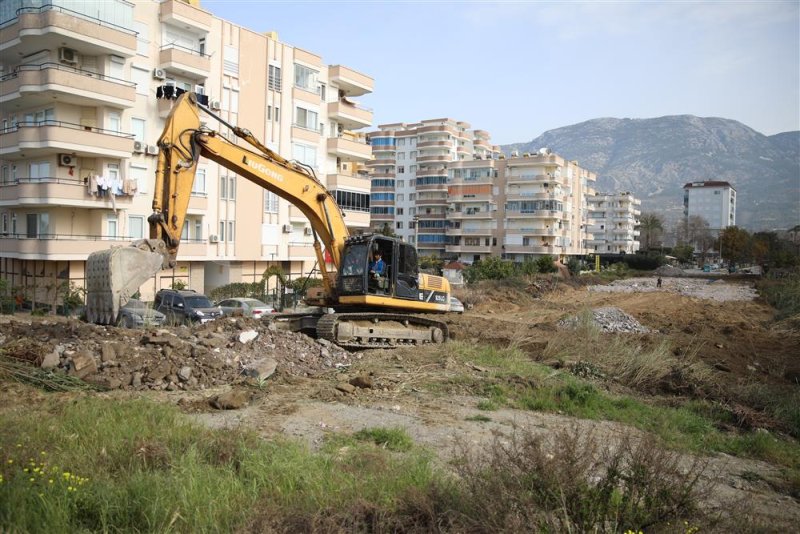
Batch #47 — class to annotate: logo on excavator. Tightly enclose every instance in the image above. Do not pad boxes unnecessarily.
[242,156,284,182]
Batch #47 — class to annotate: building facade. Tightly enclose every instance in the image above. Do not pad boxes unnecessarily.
[366,119,501,256]
[585,192,641,254]
[682,181,736,230]
[0,0,373,305]
[446,150,596,263]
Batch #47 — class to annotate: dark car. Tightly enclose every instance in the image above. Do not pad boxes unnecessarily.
[118,299,166,328]
[154,289,223,325]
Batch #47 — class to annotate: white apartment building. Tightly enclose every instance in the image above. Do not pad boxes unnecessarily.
[0,0,373,304]
[682,181,736,230]
[585,192,641,254]
[446,150,596,263]
[367,119,500,256]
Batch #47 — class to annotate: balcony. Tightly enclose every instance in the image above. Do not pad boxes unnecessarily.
[447,245,492,254]
[0,63,136,109]
[159,0,212,34]
[417,154,452,164]
[450,210,494,219]
[370,212,393,221]
[0,3,137,58]
[505,227,561,237]
[0,177,135,208]
[0,234,134,260]
[504,210,565,220]
[503,244,559,255]
[505,190,566,201]
[506,173,564,185]
[326,173,370,192]
[328,99,373,130]
[366,158,396,168]
[415,182,447,192]
[417,140,451,150]
[0,121,135,159]
[415,124,457,136]
[328,65,374,96]
[342,209,370,228]
[446,226,494,236]
[159,44,210,80]
[416,168,447,178]
[327,134,371,162]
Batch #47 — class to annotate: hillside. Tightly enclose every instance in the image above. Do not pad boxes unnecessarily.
[502,116,800,230]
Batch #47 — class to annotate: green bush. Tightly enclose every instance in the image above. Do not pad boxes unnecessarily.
[464,256,516,283]
[758,274,800,319]
[623,254,665,271]
[535,255,557,273]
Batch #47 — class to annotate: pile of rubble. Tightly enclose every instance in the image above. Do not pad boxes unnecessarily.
[558,307,651,333]
[0,315,353,392]
[655,265,686,276]
[588,277,758,302]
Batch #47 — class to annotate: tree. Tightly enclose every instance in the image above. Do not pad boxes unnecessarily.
[637,213,664,251]
[672,243,694,263]
[719,226,752,264]
[676,216,714,264]
[377,222,397,238]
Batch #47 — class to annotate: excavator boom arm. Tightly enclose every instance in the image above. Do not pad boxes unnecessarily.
[86,92,349,324]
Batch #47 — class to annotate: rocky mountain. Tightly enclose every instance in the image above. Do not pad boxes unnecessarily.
[502,116,799,230]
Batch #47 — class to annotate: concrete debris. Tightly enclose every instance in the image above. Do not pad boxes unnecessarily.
[349,374,374,389]
[558,307,651,334]
[336,382,357,394]
[588,277,758,302]
[0,315,351,392]
[209,390,249,410]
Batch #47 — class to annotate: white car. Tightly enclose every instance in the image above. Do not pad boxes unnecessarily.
[449,296,465,314]
[216,298,275,319]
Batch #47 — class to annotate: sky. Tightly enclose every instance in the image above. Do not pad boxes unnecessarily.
[202,0,800,145]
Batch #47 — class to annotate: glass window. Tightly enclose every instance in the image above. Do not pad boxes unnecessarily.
[107,215,117,238]
[294,107,319,131]
[29,162,49,181]
[128,165,147,194]
[129,216,144,238]
[194,220,202,240]
[264,191,279,213]
[220,175,228,199]
[131,118,145,143]
[294,64,319,92]
[132,67,149,95]
[268,64,282,92]
[181,221,189,240]
[292,143,317,168]
[27,213,49,238]
[191,168,206,195]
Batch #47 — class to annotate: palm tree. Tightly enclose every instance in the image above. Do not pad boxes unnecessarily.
[637,212,664,251]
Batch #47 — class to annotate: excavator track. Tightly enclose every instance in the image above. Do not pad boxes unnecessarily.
[316,313,448,349]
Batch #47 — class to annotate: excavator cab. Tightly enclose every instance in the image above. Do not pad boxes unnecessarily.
[337,234,421,301]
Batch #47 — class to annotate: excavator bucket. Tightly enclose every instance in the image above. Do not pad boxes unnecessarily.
[85,246,164,325]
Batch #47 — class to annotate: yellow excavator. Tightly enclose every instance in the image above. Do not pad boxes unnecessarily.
[85,92,450,348]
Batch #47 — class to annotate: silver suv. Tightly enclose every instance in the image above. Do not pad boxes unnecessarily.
[154,289,223,325]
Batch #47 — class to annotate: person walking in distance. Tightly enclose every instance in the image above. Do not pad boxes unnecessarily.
[657,276,662,288]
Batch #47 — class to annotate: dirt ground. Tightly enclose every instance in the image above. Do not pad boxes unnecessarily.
[1,275,799,528]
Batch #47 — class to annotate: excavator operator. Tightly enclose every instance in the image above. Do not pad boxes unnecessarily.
[368,251,386,292]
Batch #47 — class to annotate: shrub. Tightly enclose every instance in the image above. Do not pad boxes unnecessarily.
[464,256,516,283]
[535,255,557,273]
[623,254,665,271]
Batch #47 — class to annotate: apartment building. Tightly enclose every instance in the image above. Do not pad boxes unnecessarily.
[367,119,500,256]
[585,192,641,254]
[0,0,373,304]
[447,150,596,263]
[682,181,736,230]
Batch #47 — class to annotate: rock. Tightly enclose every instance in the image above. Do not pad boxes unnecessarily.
[100,343,116,363]
[131,372,143,388]
[69,350,97,379]
[85,375,122,390]
[147,361,172,382]
[242,358,277,381]
[349,374,374,389]
[713,362,732,372]
[40,350,60,370]
[177,366,193,382]
[209,390,249,410]
[238,330,258,344]
[336,382,356,394]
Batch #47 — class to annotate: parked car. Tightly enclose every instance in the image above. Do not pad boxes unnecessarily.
[449,296,465,314]
[154,289,223,325]
[117,299,166,328]
[216,298,275,319]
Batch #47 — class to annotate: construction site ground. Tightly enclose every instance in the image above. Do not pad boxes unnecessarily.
[1,274,798,528]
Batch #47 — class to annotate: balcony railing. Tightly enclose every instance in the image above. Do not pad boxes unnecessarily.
[0,121,134,157]
[0,176,137,206]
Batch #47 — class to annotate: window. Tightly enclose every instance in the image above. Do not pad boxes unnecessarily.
[268,64,282,91]
[410,151,417,158]
[132,66,149,95]
[29,162,50,181]
[267,105,272,121]
[333,190,370,212]
[294,106,319,131]
[108,112,121,133]
[397,208,404,215]
[396,222,403,229]
[26,213,49,238]
[228,221,235,241]
[398,166,405,173]
[194,220,202,240]
[192,168,206,196]
[107,215,117,238]
[106,163,119,186]
[131,118,145,143]
[274,106,280,122]
[410,165,417,173]
[128,164,147,194]
[220,176,236,200]
[24,108,54,125]
[264,191,279,213]
[1,213,7,233]
[220,176,227,199]
[129,215,144,238]
[397,194,404,202]
[398,138,406,146]
[294,64,319,92]
[218,221,226,242]
[292,143,317,168]
[397,180,405,188]
[224,46,239,75]
[134,21,149,56]
[181,221,189,240]
[109,55,124,79]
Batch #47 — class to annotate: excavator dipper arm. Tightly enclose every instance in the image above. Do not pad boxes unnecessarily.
[86,92,349,324]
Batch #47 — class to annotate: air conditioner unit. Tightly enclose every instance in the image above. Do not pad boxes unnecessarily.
[304,227,313,236]
[209,100,221,110]
[58,153,76,167]
[209,234,219,243]
[152,68,166,80]
[58,47,78,64]
[133,141,145,153]
[282,224,292,234]
[146,145,159,156]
